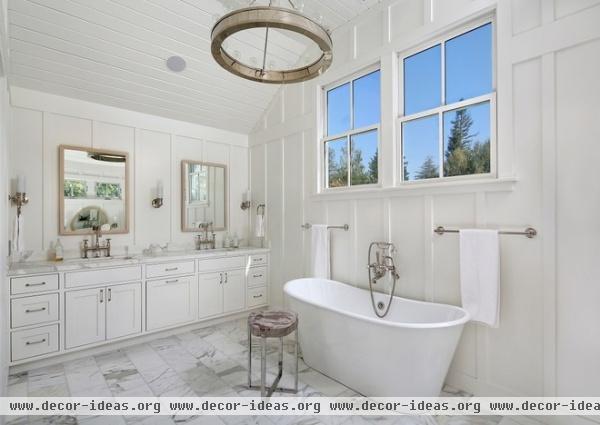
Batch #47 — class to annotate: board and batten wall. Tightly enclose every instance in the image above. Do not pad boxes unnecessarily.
[249,0,600,414]
[8,87,250,256]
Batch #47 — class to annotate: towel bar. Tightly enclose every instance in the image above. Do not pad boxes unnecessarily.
[434,226,537,238]
[301,223,349,231]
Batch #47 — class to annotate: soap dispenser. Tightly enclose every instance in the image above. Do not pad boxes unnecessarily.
[55,239,64,261]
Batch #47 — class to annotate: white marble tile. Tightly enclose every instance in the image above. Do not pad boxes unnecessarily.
[63,356,108,394]
[95,351,148,395]
[149,337,200,373]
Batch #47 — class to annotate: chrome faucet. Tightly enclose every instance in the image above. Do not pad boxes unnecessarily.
[196,222,216,250]
[368,242,399,284]
[82,225,111,258]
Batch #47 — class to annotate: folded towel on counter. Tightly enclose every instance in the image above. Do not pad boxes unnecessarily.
[310,225,330,279]
[459,229,500,327]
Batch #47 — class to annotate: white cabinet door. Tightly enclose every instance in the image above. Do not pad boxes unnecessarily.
[198,272,223,318]
[65,288,106,349]
[223,269,246,313]
[106,283,142,340]
[146,277,198,331]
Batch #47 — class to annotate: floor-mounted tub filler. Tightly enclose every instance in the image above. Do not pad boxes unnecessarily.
[284,278,470,397]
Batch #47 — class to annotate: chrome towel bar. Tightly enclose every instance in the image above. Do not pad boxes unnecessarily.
[434,226,537,238]
[301,223,349,231]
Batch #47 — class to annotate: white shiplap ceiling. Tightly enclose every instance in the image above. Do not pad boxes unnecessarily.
[6,0,381,133]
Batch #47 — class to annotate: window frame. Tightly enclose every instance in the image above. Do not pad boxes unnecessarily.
[398,17,497,184]
[321,64,382,191]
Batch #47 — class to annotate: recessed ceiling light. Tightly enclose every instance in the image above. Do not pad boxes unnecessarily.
[166,56,186,72]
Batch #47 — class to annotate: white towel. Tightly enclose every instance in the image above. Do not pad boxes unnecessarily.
[12,214,24,254]
[310,225,330,279]
[459,229,500,327]
[255,214,265,238]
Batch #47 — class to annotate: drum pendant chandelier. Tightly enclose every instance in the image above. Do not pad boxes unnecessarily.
[211,1,333,84]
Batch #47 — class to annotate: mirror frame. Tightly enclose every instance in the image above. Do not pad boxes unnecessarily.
[181,160,228,232]
[59,144,130,236]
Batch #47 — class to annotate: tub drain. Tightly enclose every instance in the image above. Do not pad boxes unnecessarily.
[377,301,385,310]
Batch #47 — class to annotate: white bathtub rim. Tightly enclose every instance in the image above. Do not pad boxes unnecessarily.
[284,278,471,330]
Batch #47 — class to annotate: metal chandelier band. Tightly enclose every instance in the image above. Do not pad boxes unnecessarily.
[211,6,333,84]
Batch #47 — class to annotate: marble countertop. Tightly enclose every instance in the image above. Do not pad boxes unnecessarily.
[7,246,269,277]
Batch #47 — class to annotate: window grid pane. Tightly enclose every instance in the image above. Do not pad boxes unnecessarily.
[402,115,440,181]
[353,70,381,130]
[327,83,351,137]
[350,130,378,186]
[404,44,442,115]
[443,101,491,177]
[326,137,349,188]
[445,23,493,104]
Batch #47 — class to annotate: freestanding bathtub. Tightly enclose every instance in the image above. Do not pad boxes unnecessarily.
[284,278,470,397]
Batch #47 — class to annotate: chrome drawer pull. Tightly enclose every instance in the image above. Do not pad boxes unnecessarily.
[252,274,263,278]
[25,307,47,313]
[253,294,263,299]
[165,267,179,271]
[26,338,46,345]
[165,279,179,284]
[25,282,46,287]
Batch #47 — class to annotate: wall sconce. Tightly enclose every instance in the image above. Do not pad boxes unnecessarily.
[9,175,29,216]
[152,181,164,208]
[241,190,251,211]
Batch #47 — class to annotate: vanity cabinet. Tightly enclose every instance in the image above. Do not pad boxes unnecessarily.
[146,276,198,331]
[7,249,269,366]
[65,282,142,349]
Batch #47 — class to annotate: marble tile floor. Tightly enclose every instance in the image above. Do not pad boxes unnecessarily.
[6,318,503,425]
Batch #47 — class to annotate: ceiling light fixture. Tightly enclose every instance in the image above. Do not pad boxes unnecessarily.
[211,0,333,84]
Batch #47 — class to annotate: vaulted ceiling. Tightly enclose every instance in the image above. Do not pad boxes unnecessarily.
[6,0,381,133]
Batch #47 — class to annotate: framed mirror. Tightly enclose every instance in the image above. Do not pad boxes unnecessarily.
[181,160,227,231]
[59,145,129,235]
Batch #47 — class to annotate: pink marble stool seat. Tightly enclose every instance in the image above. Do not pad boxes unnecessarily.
[248,310,298,338]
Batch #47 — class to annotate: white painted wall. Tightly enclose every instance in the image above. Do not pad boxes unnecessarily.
[8,87,250,257]
[249,0,600,408]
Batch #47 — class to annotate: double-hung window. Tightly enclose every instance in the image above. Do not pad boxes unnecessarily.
[400,22,495,182]
[323,68,381,189]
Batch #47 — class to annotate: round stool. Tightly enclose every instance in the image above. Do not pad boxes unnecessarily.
[247,310,299,397]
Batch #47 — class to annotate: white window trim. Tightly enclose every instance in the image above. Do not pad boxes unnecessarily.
[320,64,382,192]
[397,17,497,185]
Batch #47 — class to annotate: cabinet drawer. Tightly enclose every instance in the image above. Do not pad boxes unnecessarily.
[247,287,267,307]
[247,267,267,287]
[65,266,142,288]
[146,260,195,279]
[198,256,245,272]
[249,254,268,267]
[11,324,59,361]
[11,274,59,295]
[11,294,59,328]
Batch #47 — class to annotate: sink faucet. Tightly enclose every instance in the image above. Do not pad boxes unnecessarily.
[82,225,111,258]
[196,222,216,250]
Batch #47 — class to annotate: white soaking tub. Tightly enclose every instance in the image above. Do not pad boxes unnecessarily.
[284,278,469,397]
